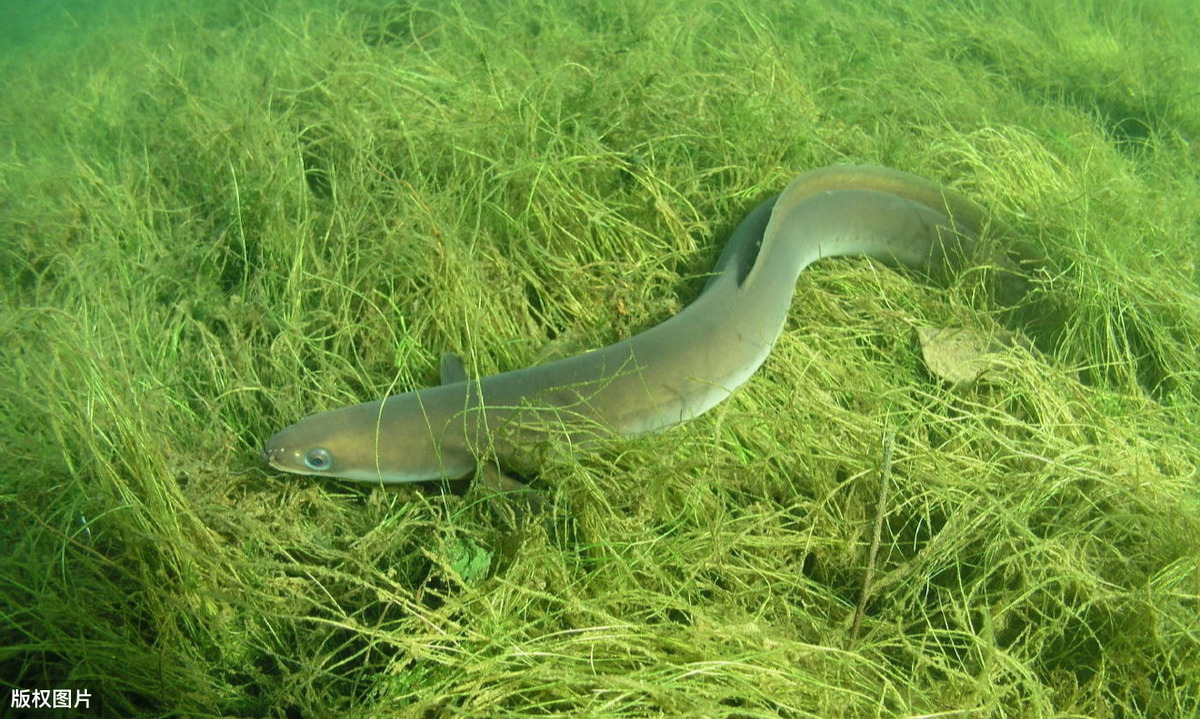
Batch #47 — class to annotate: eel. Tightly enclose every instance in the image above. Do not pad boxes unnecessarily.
[263,165,1018,484]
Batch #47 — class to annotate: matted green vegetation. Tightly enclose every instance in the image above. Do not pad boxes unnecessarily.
[2,0,1198,716]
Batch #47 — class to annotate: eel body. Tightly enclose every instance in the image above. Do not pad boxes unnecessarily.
[263,165,1001,483]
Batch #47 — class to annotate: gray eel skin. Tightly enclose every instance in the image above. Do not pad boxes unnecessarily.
[263,165,1016,483]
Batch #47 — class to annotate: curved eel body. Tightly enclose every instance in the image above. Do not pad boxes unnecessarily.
[263,165,1008,483]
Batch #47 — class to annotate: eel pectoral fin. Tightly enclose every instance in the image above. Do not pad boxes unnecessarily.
[440,352,468,385]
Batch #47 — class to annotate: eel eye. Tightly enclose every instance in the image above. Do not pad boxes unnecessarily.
[304,448,332,471]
